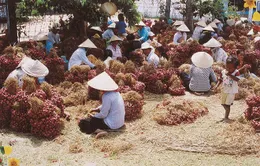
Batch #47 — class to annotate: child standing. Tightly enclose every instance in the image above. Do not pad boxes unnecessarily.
[219,56,240,122]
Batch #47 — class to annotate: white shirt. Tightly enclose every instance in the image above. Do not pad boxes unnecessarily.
[68,48,95,70]
[47,31,60,44]
[6,68,27,87]
[147,39,162,47]
[192,26,203,40]
[212,48,228,64]
[173,32,187,44]
[147,50,160,67]
[104,57,112,68]
[107,45,122,60]
[102,29,115,40]
[94,91,125,129]
[222,69,239,94]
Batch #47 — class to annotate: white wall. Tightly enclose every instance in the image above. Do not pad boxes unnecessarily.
[135,0,184,19]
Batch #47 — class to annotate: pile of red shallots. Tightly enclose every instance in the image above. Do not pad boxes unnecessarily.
[154,98,208,125]
[245,95,260,131]
[137,62,185,95]
[44,49,65,85]
[0,46,21,87]
[65,65,91,83]
[0,77,64,139]
[122,91,144,121]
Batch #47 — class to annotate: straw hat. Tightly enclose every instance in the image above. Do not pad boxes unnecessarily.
[17,56,34,69]
[202,25,215,32]
[93,34,101,39]
[135,21,146,27]
[196,20,207,27]
[254,36,260,43]
[213,19,221,24]
[176,24,190,32]
[78,39,97,48]
[101,2,117,16]
[173,20,184,26]
[108,22,116,29]
[141,42,153,50]
[247,29,254,36]
[21,59,49,77]
[109,35,122,43]
[226,19,235,26]
[90,26,102,32]
[148,31,155,37]
[33,33,48,41]
[191,52,213,68]
[208,22,218,29]
[203,37,222,48]
[88,72,118,91]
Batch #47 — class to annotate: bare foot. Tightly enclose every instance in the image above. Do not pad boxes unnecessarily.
[194,92,204,96]
[95,131,108,139]
[217,118,234,123]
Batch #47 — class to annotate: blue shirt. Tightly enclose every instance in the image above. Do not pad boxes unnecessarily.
[102,29,114,40]
[68,48,95,70]
[116,21,127,34]
[138,27,149,42]
[94,91,125,129]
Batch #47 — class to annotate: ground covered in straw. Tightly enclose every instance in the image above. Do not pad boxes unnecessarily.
[1,92,260,166]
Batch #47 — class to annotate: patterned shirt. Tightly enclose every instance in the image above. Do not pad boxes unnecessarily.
[189,65,217,92]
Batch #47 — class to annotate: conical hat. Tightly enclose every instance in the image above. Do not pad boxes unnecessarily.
[88,72,118,91]
[135,21,146,26]
[101,2,117,16]
[196,20,207,27]
[235,20,242,27]
[148,31,155,36]
[213,19,221,24]
[203,25,215,32]
[247,29,254,36]
[21,59,49,77]
[90,26,102,32]
[173,20,184,26]
[17,56,34,68]
[108,22,116,28]
[33,33,48,41]
[109,35,122,43]
[141,42,153,49]
[240,17,248,22]
[203,37,222,48]
[191,52,213,68]
[176,24,190,32]
[209,22,218,29]
[226,19,235,26]
[254,37,260,43]
[78,39,97,48]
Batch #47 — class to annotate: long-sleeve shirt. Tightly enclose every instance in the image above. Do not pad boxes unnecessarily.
[173,32,187,44]
[189,65,217,92]
[147,49,160,67]
[102,29,114,40]
[138,27,149,42]
[6,68,27,87]
[68,48,95,70]
[192,26,203,41]
[47,31,60,44]
[212,48,228,64]
[107,45,122,60]
[94,91,125,129]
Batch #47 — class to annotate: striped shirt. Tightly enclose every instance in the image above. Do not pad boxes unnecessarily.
[189,65,217,92]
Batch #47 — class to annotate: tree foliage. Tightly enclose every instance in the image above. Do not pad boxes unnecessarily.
[16,0,140,26]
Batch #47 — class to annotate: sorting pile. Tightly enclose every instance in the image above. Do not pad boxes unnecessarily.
[0,46,21,87]
[1,77,64,139]
[154,98,208,125]
[245,95,260,131]
[44,49,65,85]
[122,91,144,121]
[65,65,91,83]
